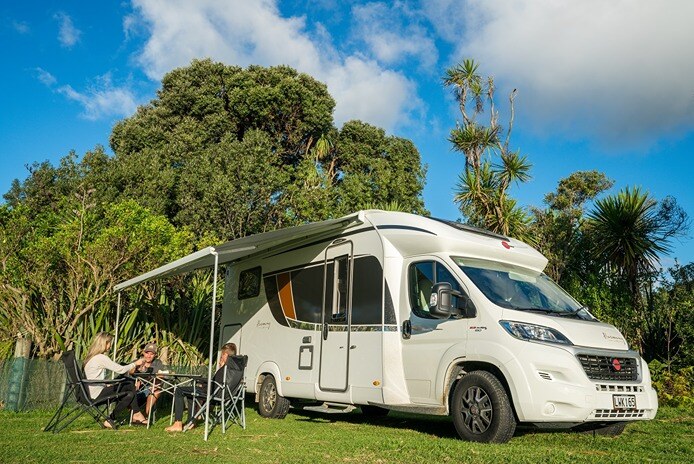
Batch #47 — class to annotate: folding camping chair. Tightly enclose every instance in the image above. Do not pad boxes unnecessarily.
[185,355,247,434]
[44,350,130,433]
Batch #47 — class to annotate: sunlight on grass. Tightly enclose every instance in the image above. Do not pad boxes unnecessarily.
[0,406,692,463]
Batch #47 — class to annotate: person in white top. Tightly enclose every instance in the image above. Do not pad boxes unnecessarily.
[83,332,148,428]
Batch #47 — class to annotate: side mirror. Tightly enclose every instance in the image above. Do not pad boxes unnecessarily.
[429,282,454,319]
[429,282,476,319]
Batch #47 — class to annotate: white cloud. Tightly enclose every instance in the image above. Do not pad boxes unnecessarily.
[54,12,81,48]
[34,68,57,87]
[57,74,137,120]
[122,14,138,41]
[129,0,418,131]
[425,0,694,149]
[12,20,30,34]
[351,2,438,69]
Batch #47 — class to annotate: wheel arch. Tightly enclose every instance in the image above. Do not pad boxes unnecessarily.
[254,361,283,402]
[444,360,518,421]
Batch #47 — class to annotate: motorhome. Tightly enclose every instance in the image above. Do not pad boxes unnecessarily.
[212,210,658,443]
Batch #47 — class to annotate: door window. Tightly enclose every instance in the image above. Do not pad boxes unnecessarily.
[408,261,465,319]
[331,255,350,323]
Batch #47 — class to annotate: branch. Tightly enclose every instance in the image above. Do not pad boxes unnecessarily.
[502,89,517,154]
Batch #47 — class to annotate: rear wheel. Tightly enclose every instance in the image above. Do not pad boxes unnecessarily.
[258,375,290,419]
[451,371,516,443]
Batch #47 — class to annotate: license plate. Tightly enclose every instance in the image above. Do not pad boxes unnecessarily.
[613,395,636,410]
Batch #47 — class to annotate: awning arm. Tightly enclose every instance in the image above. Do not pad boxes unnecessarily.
[113,291,122,361]
[203,251,219,441]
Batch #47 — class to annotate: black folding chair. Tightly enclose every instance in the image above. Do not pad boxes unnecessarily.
[186,355,247,435]
[44,350,130,433]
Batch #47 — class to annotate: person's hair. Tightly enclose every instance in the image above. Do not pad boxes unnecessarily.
[220,343,237,356]
[84,332,114,365]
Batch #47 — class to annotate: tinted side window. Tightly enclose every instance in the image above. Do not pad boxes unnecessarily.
[238,266,261,299]
[290,265,323,323]
[352,256,383,325]
[409,262,434,319]
[409,261,465,319]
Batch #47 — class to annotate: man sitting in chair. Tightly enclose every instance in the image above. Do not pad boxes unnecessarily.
[165,342,242,432]
[131,342,166,416]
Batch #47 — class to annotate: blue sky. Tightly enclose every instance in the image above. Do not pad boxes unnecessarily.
[2,0,693,266]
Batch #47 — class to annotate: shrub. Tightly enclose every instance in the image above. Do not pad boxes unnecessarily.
[649,360,694,407]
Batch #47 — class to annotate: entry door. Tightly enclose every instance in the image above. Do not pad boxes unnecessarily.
[319,241,353,391]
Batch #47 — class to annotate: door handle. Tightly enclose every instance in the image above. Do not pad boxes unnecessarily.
[322,322,328,340]
[402,319,411,340]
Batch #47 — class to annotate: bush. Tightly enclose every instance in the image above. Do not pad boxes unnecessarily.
[649,360,694,407]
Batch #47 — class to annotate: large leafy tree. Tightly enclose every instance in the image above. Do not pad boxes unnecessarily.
[331,121,427,216]
[444,59,531,239]
[109,59,426,241]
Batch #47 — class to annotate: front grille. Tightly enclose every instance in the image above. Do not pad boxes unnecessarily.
[593,409,645,419]
[577,354,638,381]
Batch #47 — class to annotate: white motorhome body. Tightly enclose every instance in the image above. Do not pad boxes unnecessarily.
[216,210,656,442]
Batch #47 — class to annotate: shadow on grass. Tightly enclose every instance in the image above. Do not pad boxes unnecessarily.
[288,406,611,441]
[290,407,460,439]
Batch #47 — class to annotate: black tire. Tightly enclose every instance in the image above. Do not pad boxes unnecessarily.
[258,375,290,419]
[581,422,628,437]
[361,405,389,417]
[450,371,516,443]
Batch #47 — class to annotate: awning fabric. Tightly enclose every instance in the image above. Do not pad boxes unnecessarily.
[114,211,364,291]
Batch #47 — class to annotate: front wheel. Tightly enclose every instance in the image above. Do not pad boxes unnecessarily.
[258,375,290,419]
[450,371,516,443]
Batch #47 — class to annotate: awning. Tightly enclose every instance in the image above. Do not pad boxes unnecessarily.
[114,211,365,291]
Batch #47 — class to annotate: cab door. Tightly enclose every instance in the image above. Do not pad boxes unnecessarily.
[319,241,353,391]
[401,259,472,404]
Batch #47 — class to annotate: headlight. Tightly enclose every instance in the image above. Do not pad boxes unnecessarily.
[499,321,572,345]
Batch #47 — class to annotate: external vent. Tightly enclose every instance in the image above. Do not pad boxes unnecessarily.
[592,409,646,419]
[596,384,644,393]
[538,371,553,381]
[577,354,638,381]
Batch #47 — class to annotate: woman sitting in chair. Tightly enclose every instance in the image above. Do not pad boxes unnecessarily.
[165,342,241,432]
[83,332,148,428]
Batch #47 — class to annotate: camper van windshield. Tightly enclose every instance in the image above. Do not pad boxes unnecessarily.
[454,257,591,318]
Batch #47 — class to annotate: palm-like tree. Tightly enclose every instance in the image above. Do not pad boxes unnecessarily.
[454,152,532,240]
[445,59,531,240]
[589,187,689,313]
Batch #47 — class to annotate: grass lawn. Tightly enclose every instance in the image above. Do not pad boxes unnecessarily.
[0,404,691,463]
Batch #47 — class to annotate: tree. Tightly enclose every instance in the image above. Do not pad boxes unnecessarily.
[588,187,690,351]
[0,196,192,359]
[109,59,427,241]
[444,59,531,239]
[531,171,614,281]
[644,262,694,366]
[332,121,427,216]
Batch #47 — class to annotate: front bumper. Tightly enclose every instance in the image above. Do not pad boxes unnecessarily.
[503,341,658,423]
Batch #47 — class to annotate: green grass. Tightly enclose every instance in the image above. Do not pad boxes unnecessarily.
[1,405,692,463]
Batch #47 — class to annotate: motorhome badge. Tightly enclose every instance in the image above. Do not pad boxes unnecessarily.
[611,358,622,371]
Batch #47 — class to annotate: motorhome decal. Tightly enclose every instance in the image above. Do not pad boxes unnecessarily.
[277,272,297,319]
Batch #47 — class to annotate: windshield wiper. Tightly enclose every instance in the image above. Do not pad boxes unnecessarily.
[509,307,558,314]
[555,306,585,317]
